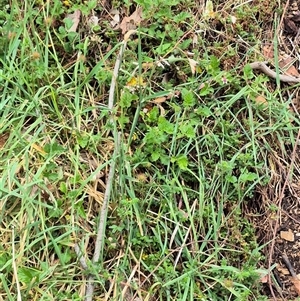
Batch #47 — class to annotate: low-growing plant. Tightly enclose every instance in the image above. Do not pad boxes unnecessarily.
[0,0,296,300]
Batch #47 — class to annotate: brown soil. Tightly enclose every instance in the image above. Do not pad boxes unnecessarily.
[240,0,300,298]
[249,143,300,300]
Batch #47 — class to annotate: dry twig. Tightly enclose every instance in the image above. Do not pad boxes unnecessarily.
[83,30,137,301]
[282,254,296,277]
[282,254,300,295]
[249,61,300,83]
[85,133,120,301]
[74,243,88,270]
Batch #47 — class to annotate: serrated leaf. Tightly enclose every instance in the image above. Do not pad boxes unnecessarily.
[177,155,188,170]
[44,141,66,155]
[181,88,196,107]
[158,116,174,134]
[120,89,138,108]
[239,172,258,183]
[18,267,41,284]
[180,123,195,138]
[77,134,89,148]
[151,151,160,161]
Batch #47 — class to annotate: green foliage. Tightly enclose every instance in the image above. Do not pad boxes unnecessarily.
[0,0,293,300]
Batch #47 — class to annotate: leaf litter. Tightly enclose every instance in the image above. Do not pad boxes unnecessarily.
[119,7,143,34]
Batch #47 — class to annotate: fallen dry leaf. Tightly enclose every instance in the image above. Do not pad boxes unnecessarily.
[156,103,166,116]
[278,54,300,77]
[152,97,167,104]
[262,45,300,78]
[282,254,300,296]
[277,265,290,275]
[88,15,99,28]
[260,274,268,283]
[142,62,154,69]
[188,58,198,75]
[291,11,300,22]
[280,229,294,242]
[119,7,142,34]
[291,276,300,295]
[192,34,198,47]
[110,9,120,28]
[0,133,9,149]
[255,95,268,108]
[66,10,81,33]
[284,17,298,34]
[230,15,237,24]
[262,45,274,60]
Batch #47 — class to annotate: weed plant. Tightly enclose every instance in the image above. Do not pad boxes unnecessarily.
[0,0,296,300]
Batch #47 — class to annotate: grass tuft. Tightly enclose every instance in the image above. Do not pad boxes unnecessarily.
[0,0,298,300]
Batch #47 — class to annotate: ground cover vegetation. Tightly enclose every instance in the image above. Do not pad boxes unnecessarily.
[1,0,300,300]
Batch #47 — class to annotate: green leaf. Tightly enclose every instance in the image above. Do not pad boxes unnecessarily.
[147,106,159,122]
[144,127,168,144]
[18,267,41,284]
[60,182,67,194]
[0,251,9,267]
[179,123,195,138]
[160,154,170,165]
[77,133,89,148]
[176,155,188,170]
[43,163,63,181]
[60,249,73,264]
[44,141,66,155]
[181,88,196,107]
[209,55,220,71]
[120,89,138,108]
[199,83,214,96]
[239,172,258,183]
[225,175,237,183]
[49,207,64,218]
[117,115,130,128]
[64,18,74,30]
[87,0,97,10]
[218,160,235,173]
[155,43,173,55]
[158,116,174,134]
[243,64,254,80]
[75,201,86,218]
[195,105,212,116]
[151,151,160,161]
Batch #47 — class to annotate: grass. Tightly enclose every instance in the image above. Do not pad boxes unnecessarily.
[0,0,299,300]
